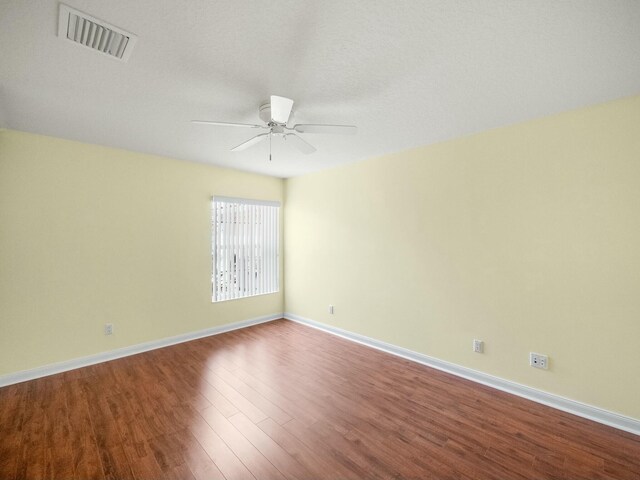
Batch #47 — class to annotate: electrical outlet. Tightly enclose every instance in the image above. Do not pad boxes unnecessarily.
[328,305,334,314]
[530,352,548,370]
[104,323,114,336]
[473,339,484,353]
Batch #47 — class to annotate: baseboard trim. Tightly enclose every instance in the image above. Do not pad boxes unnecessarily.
[0,313,283,388]
[284,312,640,436]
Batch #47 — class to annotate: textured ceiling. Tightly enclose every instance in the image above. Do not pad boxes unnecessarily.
[1,1,639,178]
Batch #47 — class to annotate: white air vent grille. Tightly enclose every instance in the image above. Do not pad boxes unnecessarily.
[58,4,137,62]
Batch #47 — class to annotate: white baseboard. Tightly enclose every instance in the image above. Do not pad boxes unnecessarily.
[284,312,640,437]
[0,313,283,388]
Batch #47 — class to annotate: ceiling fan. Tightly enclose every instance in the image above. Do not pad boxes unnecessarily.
[192,95,357,160]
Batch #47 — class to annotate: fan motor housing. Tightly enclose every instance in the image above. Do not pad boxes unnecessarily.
[260,102,293,125]
[259,103,271,123]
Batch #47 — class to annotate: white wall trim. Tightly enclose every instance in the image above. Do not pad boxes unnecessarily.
[284,312,640,436]
[0,313,283,388]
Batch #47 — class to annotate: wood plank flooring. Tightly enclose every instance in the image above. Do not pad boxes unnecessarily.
[1,319,639,479]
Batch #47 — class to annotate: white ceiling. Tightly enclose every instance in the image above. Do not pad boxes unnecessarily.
[1,1,639,178]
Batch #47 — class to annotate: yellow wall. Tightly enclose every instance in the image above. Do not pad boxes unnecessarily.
[0,130,284,376]
[284,95,640,420]
[3,96,640,420]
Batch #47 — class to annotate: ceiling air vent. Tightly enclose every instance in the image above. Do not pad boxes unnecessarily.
[57,4,138,62]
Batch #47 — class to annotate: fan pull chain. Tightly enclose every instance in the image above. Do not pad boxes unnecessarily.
[269,133,272,161]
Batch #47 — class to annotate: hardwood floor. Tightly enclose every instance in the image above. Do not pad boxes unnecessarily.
[1,319,639,479]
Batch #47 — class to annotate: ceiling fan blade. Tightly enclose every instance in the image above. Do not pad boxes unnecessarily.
[270,95,294,124]
[293,124,357,135]
[231,133,269,152]
[285,133,316,155]
[191,120,266,128]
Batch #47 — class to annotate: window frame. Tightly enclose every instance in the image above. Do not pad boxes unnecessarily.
[211,196,280,302]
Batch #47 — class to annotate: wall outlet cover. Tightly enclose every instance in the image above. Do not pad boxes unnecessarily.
[530,352,548,370]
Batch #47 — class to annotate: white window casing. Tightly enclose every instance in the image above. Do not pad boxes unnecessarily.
[212,196,280,302]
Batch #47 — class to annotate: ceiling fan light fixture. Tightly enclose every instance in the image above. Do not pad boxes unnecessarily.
[192,95,357,161]
[270,96,294,124]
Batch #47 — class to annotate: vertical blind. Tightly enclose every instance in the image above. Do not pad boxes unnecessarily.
[212,196,280,302]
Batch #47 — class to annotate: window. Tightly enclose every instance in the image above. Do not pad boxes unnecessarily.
[212,196,280,302]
